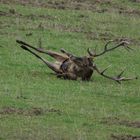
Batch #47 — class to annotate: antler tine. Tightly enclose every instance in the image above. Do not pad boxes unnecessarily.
[101,65,112,74]
[94,65,137,84]
[120,41,134,52]
[87,48,95,57]
[125,46,133,52]
[104,40,114,50]
[94,40,133,57]
[114,68,138,83]
[116,40,134,52]
[117,69,125,78]
[119,40,130,46]
[94,40,116,57]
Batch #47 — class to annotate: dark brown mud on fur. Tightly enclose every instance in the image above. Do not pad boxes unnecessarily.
[0,107,62,116]
[102,117,140,128]
[111,134,140,140]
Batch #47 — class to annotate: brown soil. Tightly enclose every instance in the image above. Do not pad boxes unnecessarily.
[85,32,139,46]
[1,1,140,45]
[0,0,111,11]
[0,107,62,116]
[119,9,140,16]
[111,134,140,140]
[1,9,139,46]
[0,9,55,20]
[114,37,140,46]
[130,0,140,3]
[102,117,140,129]
[1,0,140,16]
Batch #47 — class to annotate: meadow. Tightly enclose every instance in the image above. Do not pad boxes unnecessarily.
[0,0,140,139]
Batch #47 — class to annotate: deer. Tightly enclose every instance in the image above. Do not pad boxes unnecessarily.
[16,40,137,83]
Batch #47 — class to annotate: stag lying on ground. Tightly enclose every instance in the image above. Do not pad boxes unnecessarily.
[16,40,137,83]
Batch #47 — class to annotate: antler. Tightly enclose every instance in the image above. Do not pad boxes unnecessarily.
[87,48,96,57]
[88,40,133,57]
[94,65,137,84]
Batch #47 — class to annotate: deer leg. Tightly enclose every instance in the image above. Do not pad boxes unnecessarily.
[57,73,77,80]
[45,50,69,62]
[16,40,68,62]
[20,45,62,74]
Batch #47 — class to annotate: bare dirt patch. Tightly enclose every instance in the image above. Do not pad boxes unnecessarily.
[102,117,140,128]
[85,31,115,41]
[0,107,62,116]
[111,134,140,140]
[85,31,140,45]
[23,21,139,45]
[114,37,140,46]
[119,8,140,16]
[1,0,140,16]
[0,0,110,13]
[0,10,8,16]
[130,0,140,3]
[0,9,55,20]
[16,21,140,46]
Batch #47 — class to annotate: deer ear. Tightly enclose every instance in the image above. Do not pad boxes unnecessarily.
[89,56,94,60]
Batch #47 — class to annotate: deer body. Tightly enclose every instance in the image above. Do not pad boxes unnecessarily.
[59,56,94,80]
[16,40,137,83]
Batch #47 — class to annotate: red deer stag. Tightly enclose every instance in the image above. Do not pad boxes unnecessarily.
[16,40,137,83]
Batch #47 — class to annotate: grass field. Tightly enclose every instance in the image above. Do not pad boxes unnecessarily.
[0,0,140,140]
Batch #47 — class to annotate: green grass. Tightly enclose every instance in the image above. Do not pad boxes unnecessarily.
[0,0,140,140]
